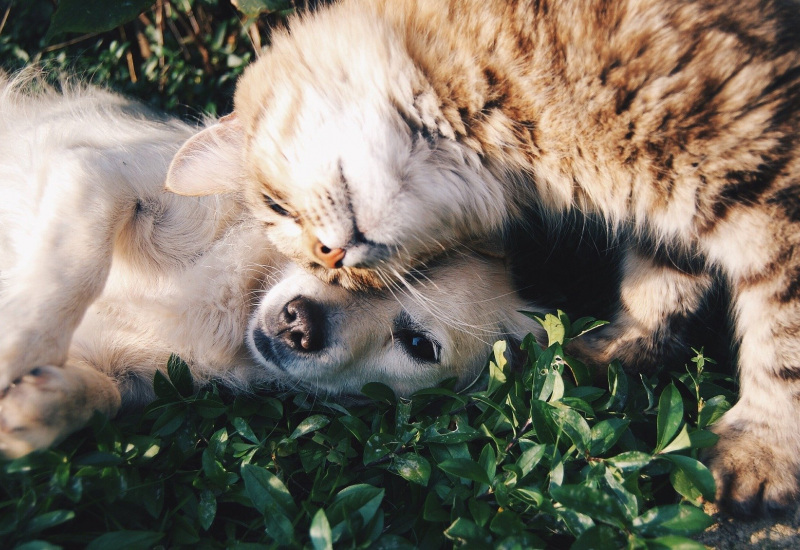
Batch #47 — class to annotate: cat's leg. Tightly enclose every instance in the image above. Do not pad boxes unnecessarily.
[566,246,713,373]
[703,273,800,517]
[694,202,800,517]
[0,154,134,392]
[0,360,121,458]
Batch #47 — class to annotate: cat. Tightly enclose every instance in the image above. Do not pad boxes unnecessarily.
[0,71,542,457]
[166,0,800,517]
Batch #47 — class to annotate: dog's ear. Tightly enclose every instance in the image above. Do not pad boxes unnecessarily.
[165,113,245,196]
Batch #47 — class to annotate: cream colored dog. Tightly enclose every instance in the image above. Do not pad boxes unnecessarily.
[0,73,542,458]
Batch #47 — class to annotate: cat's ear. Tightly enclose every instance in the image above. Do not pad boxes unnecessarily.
[165,113,245,196]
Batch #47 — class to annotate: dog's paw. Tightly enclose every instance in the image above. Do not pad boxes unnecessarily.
[0,366,85,458]
[704,419,800,518]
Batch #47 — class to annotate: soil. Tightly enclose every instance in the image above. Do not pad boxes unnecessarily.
[696,503,800,549]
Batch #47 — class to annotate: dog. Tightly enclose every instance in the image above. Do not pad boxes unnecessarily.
[0,72,542,458]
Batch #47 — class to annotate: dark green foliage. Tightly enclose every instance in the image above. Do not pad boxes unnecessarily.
[0,0,295,117]
[0,314,736,548]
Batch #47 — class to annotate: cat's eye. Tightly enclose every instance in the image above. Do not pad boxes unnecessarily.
[262,193,292,217]
[396,329,441,363]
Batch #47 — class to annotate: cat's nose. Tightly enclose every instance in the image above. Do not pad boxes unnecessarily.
[312,239,346,269]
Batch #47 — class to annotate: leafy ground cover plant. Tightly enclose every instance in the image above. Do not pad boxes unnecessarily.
[0,0,296,117]
[0,312,737,549]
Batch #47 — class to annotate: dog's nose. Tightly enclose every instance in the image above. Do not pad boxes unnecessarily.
[277,296,324,352]
[312,239,346,269]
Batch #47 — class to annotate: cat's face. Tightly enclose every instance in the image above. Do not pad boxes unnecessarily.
[166,7,505,289]
[248,252,540,397]
[233,55,499,290]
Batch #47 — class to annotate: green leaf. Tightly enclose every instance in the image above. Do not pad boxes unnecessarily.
[14,542,63,550]
[232,417,260,445]
[632,504,714,537]
[310,509,333,550]
[606,451,652,472]
[241,464,298,516]
[390,453,431,486]
[698,395,731,429]
[438,458,492,485]
[655,384,684,452]
[660,455,716,501]
[338,415,370,444]
[564,355,592,387]
[363,433,397,465]
[597,362,629,411]
[570,524,624,550]
[551,406,592,454]
[688,429,719,449]
[603,467,639,520]
[167,355,194,397]
[658,424,692,454]
[516,442,546,477]
[232,0,294,17]
[327,484,385,528]
[290,414,330,440]
[152,370,180,401]
[423,421,482,444]
[86,531,164,550]
[590,419,630,456]
[361,382,396,404]
[537,311,567,346]
[530,400,559,444]
[476,443,496,495]
[423,492,450,523]
[488,340,509,393]
[264,512,296,546]
[469,498,493,527]
[550,484,627,529]
[198,490,216,531]
[23,510,75,535]
[568,317,609,340]
[45,0,155,42]
[444,517,492,545]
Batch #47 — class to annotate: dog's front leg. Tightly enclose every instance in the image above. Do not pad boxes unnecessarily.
[0,154,134,391]
[0,360,121,457]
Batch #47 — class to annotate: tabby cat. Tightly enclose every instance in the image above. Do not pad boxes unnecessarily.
[167,0,800,517]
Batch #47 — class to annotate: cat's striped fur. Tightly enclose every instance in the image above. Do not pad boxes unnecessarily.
[167,0,800,517]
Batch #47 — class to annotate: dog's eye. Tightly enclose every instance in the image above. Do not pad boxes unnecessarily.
[396,329,441,363]
[263,193,292,217]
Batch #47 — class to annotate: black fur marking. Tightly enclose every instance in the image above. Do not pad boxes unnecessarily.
[778,264,800,304]
[397,97,441,146]
[767,185,800,223]
[623,121,635,140]
[762,65,800,98]
[483,67,500,88]
[712,148,793,221]
[776,366,800,381]
[615,87,639,115]
[599,59,621,86]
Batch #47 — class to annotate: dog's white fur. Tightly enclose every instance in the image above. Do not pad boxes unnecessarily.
[0,72,541,458]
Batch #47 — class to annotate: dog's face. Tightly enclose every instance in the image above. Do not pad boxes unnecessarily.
[248,253,540,397]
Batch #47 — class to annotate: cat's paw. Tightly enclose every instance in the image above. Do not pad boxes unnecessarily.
[704,419,800,518]
[0,365,92,458]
